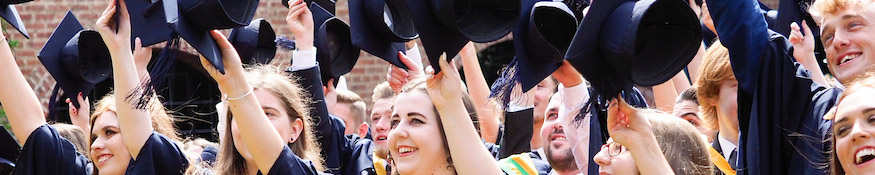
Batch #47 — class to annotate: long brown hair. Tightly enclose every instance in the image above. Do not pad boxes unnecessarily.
[89,92,180,142]
[829,71,875,175]
[644,110,714,175]
[213,65,325,175]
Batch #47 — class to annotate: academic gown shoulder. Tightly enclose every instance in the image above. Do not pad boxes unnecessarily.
[13,124,92,175]
[708,0,842,174]
[125,132,189,175]
[257,145,323,175]
[289,65,376,175]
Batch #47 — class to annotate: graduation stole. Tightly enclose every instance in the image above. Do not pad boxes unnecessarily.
[708,146,736,175]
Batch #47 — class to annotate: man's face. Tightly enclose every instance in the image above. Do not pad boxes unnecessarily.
[534,78,557,122]
[370,97,395,159]
[333,103,357,135]
[821,6,875,84]
[540,94,579,173]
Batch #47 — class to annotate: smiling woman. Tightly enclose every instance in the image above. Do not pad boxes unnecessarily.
[830,72,875,175]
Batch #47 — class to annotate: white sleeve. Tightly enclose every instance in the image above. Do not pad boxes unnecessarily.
[405,43,424,72]
[291,48,318,71]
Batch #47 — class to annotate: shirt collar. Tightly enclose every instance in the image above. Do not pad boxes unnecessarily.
[717,132,737,160]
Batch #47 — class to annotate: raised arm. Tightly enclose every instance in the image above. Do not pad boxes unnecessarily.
[459,42,501,143]
[426,54,502,174]
[201,30,286,172]
[0,30,46,145]
[705,0,771,92]
[95,0,154,158]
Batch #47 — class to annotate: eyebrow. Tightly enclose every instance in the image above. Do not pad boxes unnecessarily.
[862,107,875,115]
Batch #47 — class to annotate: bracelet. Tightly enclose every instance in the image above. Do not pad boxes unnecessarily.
[224,88,254,101]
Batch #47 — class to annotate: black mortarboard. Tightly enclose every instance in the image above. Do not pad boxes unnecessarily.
[566,0,700,98]
[490,0,577,105]
[431,0,520,43]
[492,0,577,98]
[348,0,417,70]
[406,0,519,73]
[311,3,360,87]
[125,0,173,47]
[229,18,277,65]
[38,11,112,108]
[0,0,31,39]
[0,127,19,174]
[162,0,259,74]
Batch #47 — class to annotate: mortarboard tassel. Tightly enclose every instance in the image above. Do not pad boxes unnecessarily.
[488,59,520,111]
[127,32,181,110]
[275,36,296,51]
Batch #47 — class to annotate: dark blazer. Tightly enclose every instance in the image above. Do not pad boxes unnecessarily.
[708,0,842,174]
[289,66,375,175]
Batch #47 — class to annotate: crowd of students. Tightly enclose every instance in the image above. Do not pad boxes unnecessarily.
[2,0,875,174]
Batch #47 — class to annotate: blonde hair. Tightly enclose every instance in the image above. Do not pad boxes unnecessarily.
[89,92,180,141]
[810,0,874,26]
[643,110,713,175]
[52,123,89,155]
[214,65,325,174]
[336,89,367,129]
[693,41,733,130]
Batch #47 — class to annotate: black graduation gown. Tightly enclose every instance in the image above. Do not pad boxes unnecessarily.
[499,107,535,159]
[13,124,92,175]
[257,145,322,175]
[708,0,842,174]
[288,65,375,175]
[125,132,189,175]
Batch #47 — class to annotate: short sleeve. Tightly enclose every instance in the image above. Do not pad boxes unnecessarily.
[13,124,91,175]
[262,146,321,175]
[125,132,188,175]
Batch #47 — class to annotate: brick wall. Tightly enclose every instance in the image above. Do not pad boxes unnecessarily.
[11,0,402,111]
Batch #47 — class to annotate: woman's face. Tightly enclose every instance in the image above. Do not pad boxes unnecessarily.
[593,138,639,175]
[90,111,132,175]
[232,89,303,160]
[833,87,875,174]
[388,91,449,174]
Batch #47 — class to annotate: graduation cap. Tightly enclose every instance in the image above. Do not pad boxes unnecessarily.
[0,0,31,39]
[162,0,259,74]
[406,0,519,73]
[284,0,335,14]
[229,18,277,65]
[0,127,20,174]
[565,0,701,98]
[311,3,360,87]
[491,0,577,100]
[38,11,112,109]
[348,0,417,70]
[125,0,173,47]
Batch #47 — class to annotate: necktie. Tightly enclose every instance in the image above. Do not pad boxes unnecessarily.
[728,148,738,170]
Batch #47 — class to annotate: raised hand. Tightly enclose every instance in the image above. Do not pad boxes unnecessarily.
[425,54,462,110]
[286,0,314,51]
[387,52,423,93]
[95,0,131,53]
[67,93,91,133]
[133,37,152,79]
[605,97,653,148]
[200,30,248,96]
